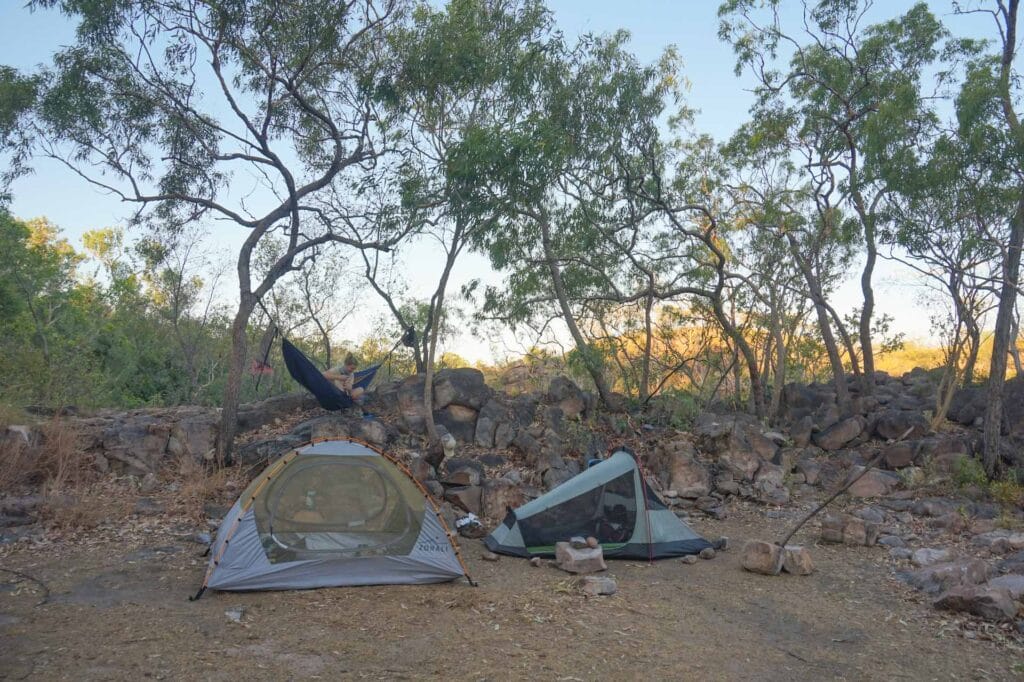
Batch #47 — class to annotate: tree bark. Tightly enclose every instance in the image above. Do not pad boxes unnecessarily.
[217,294,256,466]
[858,218,877,395]
[538,216,615,406]
[983,195,1024,476]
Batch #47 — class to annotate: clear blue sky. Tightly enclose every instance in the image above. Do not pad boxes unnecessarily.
[0,1,999,362]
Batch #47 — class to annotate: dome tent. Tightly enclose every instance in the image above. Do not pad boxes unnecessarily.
[485,450,712,559]
[194,438,472,596]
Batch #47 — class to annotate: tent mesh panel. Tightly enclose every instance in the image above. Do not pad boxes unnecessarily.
[517,470,637,547]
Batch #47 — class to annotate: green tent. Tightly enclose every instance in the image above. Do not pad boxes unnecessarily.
[485,450,712,559]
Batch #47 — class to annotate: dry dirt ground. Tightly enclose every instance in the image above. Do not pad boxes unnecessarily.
[2,505,1023,681]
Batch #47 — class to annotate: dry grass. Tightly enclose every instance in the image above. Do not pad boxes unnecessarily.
[0,417,94,494]
[159,451,242,522]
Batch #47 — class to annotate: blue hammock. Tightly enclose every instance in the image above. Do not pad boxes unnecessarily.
[282,338,380,411]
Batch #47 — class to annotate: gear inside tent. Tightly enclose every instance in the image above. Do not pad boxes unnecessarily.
[485,450,713,559]
[195,439,472,595]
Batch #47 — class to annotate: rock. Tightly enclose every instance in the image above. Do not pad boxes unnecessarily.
[433,368,492,411]
[481,551,499,562]
[530,557,542,568]
[853,506,886,525]
[882,441,919,469]
[699,547,716,560]
[988,574,1024,600]
[790,416,815,448]
[224,606,246,624]
[660,443,711,499]
[781,546,814,575]
[546,376,587,420]
[845,467,899,498]
[139,472,159,494]
[133,497,164,517]
[912,498,956,517]
[481,479,525,521]
[443,485,482,515]
[813,416,864,451]
[356,418,389,446]
[878,535,906,548]
[441,458,484,487]
[912,548,956,567]
[555,542,607,574]
[934,585,1018,622]
[586,536,599,549]
[873,409,928,441]
[740,540,783,575]
[235,435,305,467]
[408,455,436,483]
[820,514,879,546]
[580,575,617,597]
[795,459,822,486]
[972,531,1024,553]
[694,413,777,480]
[681,554,699,565]
[899,559,991,595]
[433,405,479,443]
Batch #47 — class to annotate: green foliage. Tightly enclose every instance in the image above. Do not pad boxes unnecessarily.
[952,455,987,489]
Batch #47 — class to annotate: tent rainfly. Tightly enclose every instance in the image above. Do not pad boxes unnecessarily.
[485,450,713,559]
[194,439,471,596]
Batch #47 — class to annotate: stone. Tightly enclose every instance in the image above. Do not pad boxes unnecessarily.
[139,472,159,494]
[795,459,822,486]
[586,536,599,549]
[699,547,716,560]
[580,575,617,597]
[820,514,879,547]
[853,506,885,525]
[988,574,1024,600]
[555,542,607,574]
[133,497,164,516]
[781,546,814,575]
[235,435,305,467]
[972,531,1024,553]
[432,368,492,410]
[878,535,906,548]
[441,458,484,487]
[481,479,525,521]
[873,409,929,441]
[846,467,899,498]
[224,606,246,624]
[882,441,918,469]
[912,548,956,567]
[443,485,482,515]
[813,416,864,451]
[934,585,1017,622]
[433,405,479,443]
[899,559,991,595]
[681,554,698,565]
[481,551,499,562]
[666,447,711,499]
[546,376,587,420]
[530,557,542,568]
[356,418,389,446]
[740,540,783,575]
[790,416,815,448]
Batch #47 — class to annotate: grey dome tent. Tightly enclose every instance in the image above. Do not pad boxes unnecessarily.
[485,450,712,559]
[194,439,472,596]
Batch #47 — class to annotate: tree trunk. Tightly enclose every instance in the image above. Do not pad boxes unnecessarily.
[423,224,464,444]
[859,219,877,395]
[983,196,1024,476]
[217,295,256,466]
[787,237,852,414]
[539,217,615,406]
[770,315,787,424]
[639,292,654,403]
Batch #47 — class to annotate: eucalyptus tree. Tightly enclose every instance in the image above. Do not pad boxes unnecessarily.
[954,0,1024,475]
[719,0,948,397]
[470,30,689,408]
[2,0,414,462]
[357,0,556,440]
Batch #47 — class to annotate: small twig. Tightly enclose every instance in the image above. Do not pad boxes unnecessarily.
[772,425,916,571]
[0,566,50,606]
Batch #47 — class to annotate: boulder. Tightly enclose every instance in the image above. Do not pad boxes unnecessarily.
[235,392,317,431]
[845,467,899,498]
[882,440,919,469]
[650,440,711,499]
[934,585,1018,622]
[546,376,587,420]
[443,485,482,515]
[987,574,1024,600]
[740,540,783,575]
[911,548,956,567]
[396,375,428,433]
[899,559,991,595]
[481,479,525,521]
[781,546,814,575]
[789,416,814,448]
[693,413,778,480]
[432,368,492,411]
[813,416,864,452]
[441,458,484,487]
[433,405,479,443]
[873,409,928,441]
[820,513,879,546]
[234,435,305,467]
[555,542,607,574]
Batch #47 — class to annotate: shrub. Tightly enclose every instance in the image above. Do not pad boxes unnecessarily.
[952,456,987,489]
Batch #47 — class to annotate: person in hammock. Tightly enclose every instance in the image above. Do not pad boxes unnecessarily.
[323,353,366,403]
